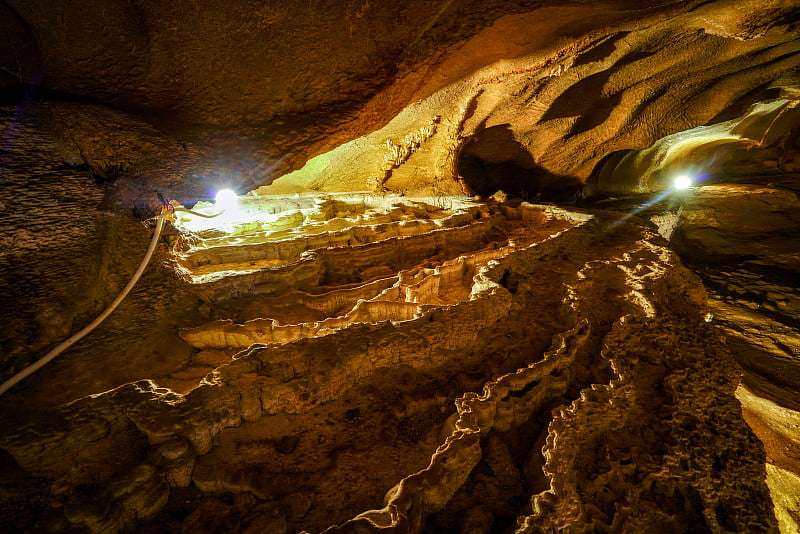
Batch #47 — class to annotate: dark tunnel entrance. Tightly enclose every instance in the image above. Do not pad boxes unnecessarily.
[456,124,581,201]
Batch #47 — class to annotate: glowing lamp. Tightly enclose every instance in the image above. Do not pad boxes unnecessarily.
[673,175,693,190]
[215,189,239,212]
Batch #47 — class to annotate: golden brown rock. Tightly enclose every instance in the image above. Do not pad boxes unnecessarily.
[1,1,799,533]
[0,200,781,533]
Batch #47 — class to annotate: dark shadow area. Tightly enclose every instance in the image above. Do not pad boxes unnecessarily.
[457,124,582,201]
[573,32,630,66]
[581,149,633,200]
[570,91,623,136]
[539,69,616,123]
[0,82,118,108]
[541,44,653,133]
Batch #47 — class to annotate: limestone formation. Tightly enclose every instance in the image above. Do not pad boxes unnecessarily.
[1,0,799,533]
[0,194,782,533]
[670,184,800,534]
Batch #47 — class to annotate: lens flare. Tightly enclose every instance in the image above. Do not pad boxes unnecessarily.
[673,175,693,190]
[215,189,239,212]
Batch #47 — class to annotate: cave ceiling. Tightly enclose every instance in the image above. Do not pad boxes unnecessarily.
[1,0,798,200]
[1,0,800,533]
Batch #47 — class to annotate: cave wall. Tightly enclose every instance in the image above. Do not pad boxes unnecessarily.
[2,0,798,199]
[287,0,800,198]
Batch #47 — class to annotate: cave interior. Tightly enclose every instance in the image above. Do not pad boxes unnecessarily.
[1,1,800,533]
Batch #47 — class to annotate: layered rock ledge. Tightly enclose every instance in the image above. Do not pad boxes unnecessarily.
[0,195,778,533]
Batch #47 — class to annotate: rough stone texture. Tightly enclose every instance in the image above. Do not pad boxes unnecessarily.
[673,184,800,270]
[251,0,800,200]
[0,105,200,389]
[671,184,800,534]
[3,0,797,198]
[178,201,575,350]
[1,1,799,533]
[0,197,780,533]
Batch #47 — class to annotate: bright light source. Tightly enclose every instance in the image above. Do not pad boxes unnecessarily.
[215,189,239,212]
[673,175,693,190]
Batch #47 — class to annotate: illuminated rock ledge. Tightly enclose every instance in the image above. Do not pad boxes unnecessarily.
[174,193,578,351]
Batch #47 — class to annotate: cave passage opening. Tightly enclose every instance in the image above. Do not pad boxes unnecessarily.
[456,124,583,202]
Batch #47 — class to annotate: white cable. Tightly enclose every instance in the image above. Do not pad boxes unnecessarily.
[0,214,167,396]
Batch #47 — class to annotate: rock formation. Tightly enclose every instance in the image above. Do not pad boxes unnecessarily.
[1,0,799,533]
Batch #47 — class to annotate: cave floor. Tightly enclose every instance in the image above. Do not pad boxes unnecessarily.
[0,191,797,533]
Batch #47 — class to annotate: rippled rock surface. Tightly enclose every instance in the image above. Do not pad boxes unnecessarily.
[0,192,779,533]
